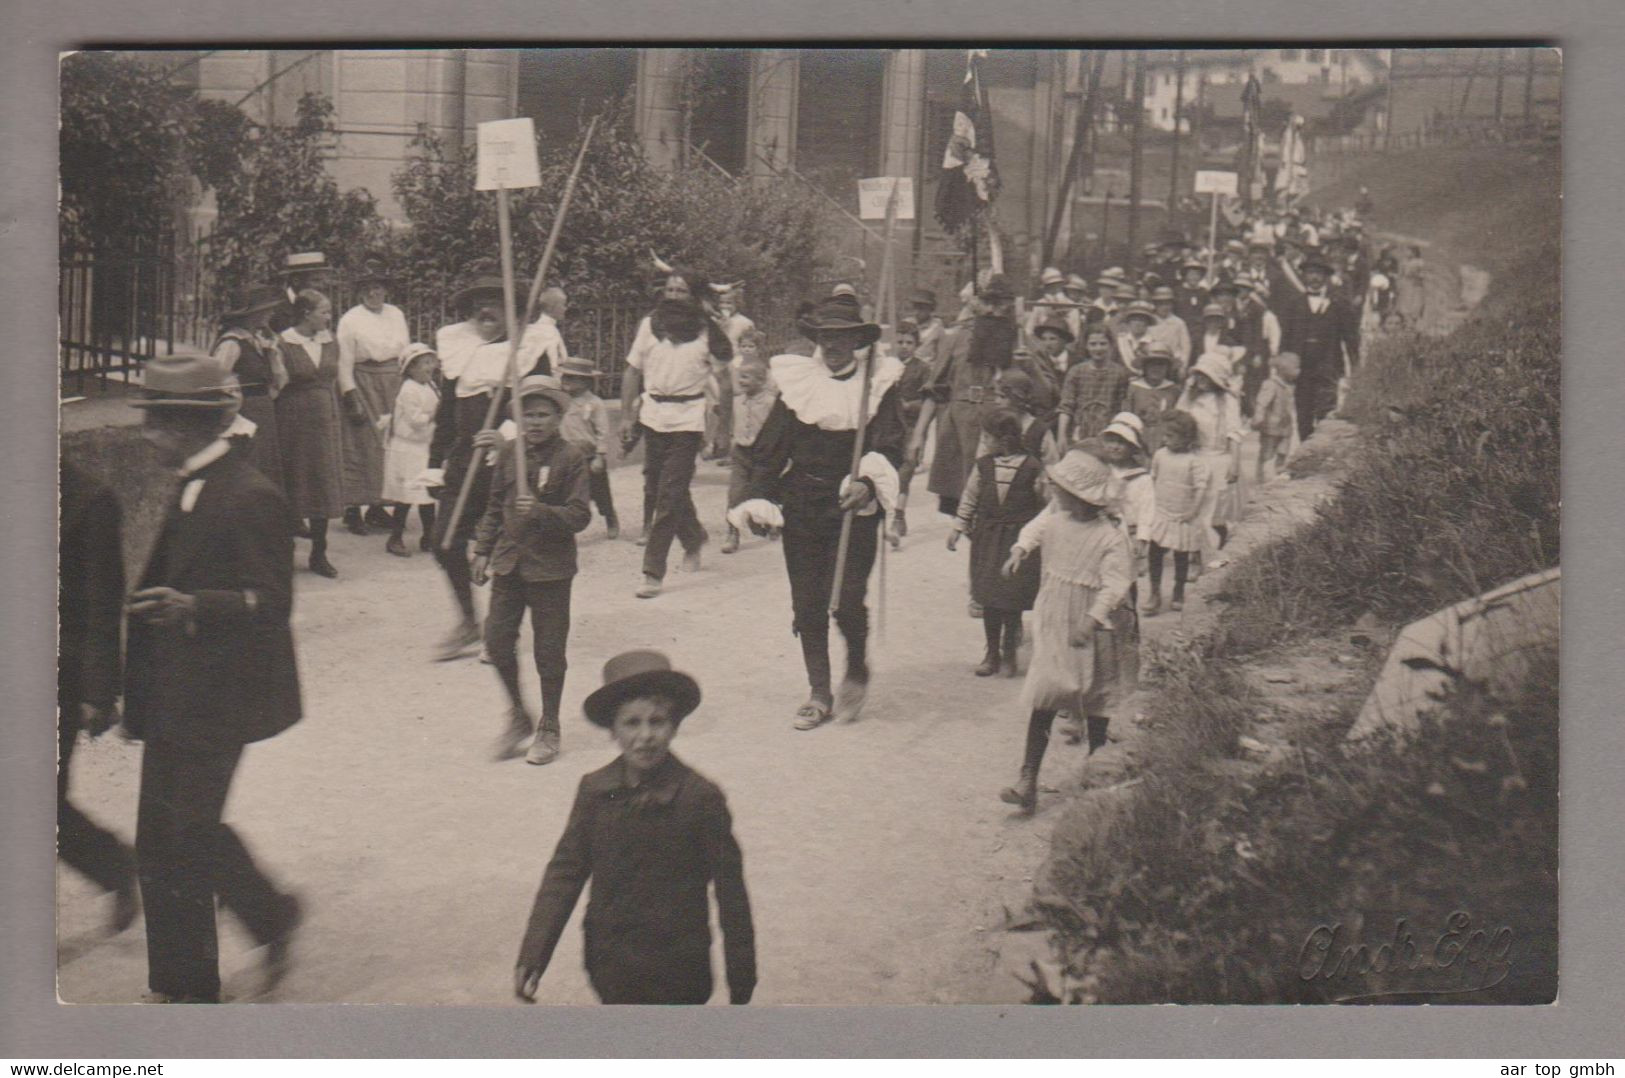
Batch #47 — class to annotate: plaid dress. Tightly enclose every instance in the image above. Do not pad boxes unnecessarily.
[1060,360,1131,442]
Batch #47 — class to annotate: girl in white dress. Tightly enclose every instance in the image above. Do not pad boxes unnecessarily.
[1178,352,1246,565]
[382,343,441,556]
[998,448,1138,815]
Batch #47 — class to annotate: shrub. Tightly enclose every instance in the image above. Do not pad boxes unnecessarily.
[390,106,834,335]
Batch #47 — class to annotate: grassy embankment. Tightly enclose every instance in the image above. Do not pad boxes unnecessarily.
[1032,146,1561,1005]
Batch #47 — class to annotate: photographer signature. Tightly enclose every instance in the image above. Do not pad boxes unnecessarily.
[1298,911,1513,1001]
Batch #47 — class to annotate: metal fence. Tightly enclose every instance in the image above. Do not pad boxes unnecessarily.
[60,235,794,400]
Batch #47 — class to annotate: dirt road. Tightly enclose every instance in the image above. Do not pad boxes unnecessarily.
[56,449,1123,1004]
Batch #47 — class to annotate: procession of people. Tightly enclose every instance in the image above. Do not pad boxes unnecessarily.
[58,182,1382,1006]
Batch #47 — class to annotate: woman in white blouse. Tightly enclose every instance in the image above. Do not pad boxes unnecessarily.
[335,259,410,535]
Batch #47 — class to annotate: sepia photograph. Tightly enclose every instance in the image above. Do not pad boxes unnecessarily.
[53,44,1562,1008]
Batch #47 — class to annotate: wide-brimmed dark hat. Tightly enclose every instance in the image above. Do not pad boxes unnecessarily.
[910,288,938,309]
[979,274,1016,301]
[128,349,242,410]
[1209,279,1242,297]
[1300,255,1336,276]
[452,275,507,311]
[796,293,881,347]
[1032,316,1074,343]
[220,283,287,323]
[583,650,702,728]
[352,255,395,289]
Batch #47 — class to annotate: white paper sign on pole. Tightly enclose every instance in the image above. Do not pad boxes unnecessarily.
[857,177,916,221]
[475,118,542,191]
[1194,169,1239,196]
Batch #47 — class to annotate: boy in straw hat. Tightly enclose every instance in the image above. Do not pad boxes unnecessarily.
[515,650,756,1005]
[122,350,305,1002]
[472,375,592,765]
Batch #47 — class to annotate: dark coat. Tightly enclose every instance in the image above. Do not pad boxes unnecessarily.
[59,462,125,712]
[1280,291,1361,383]
[518,753,756,1004]
[123,448,302,749]
[472,435,592,582]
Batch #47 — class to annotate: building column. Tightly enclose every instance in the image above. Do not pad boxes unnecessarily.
[879,49,925,179]
[636,48,688,170]
[878,50,926,291]
[747,49,798,178]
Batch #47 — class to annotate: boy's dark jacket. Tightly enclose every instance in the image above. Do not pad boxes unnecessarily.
[518,753,757,1004]
[473,435,592,581]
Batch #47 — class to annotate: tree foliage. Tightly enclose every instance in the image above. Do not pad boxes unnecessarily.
[204,94,389,304]
[390,105,833,329]
[59,52,198,250]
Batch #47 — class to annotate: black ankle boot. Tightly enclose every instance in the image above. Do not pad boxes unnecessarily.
[974,648,1000,677]
[343,507,368,536]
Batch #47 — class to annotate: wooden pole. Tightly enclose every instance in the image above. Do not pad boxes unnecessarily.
[1125,51,1146,274]
[1206,190,1219,280]
[1042,50,1104,267]
[495,187,529,495]
[829,183,898,616]
[439,117,599,552]
[1383,49,1397,152]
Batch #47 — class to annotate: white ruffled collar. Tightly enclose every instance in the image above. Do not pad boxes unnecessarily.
[770,349,903,431]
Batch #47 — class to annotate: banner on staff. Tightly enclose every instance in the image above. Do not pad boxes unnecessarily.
[476,118,542,191]
[1194,170,1239,196]
[858,177,916,221]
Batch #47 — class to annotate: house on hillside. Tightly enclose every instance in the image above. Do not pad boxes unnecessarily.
[1138,48,1389,133]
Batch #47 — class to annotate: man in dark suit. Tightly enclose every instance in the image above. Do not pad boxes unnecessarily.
[123,350,304,1003]
[58,460,139,933]
[1279,256,1361,443]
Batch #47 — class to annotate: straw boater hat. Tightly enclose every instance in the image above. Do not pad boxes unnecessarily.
[128,349,242,410]
[516,373,572,416]
[1102,411,1147,452]
[1180,259,1206,274]
[1032,316,1074,343]
[1113,284,1140,303]
[1064,273,1090,293]
[1201,302,1228,320]
[279,252,328,278]
[1151,285,1176,302]
[1100,266,1127,281]
[1045,448,1112,506]
[1093,274,1119,292]
[1039,266,1066,288]
[583,650,701,728]
[796,292,882,347]
[910,288,938,309]
[397,342,436,375]
[1120,300,1157,323]
[1191,352,1235,392]
[556,357,603,381]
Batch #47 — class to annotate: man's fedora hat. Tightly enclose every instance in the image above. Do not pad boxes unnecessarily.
[910,288,938,308]
[516,374,572,416]
[128,349,242,409]
[583,650,702,728]
[796,293,882,347]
